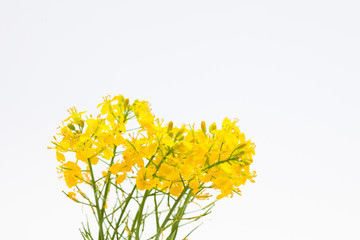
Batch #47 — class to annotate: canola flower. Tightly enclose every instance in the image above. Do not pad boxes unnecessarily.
[50,95,256,240]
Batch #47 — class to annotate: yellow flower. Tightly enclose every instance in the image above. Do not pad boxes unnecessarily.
[62,161,83,188]
[136,166,157,190]
[53,94,256,204]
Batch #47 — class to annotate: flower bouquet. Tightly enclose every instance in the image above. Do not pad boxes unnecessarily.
[50,95,256,240]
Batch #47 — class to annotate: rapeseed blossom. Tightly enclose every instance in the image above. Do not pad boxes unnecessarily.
[51,94,256,240]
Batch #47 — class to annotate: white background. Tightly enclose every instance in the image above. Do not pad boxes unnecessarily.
[1,1,359,239]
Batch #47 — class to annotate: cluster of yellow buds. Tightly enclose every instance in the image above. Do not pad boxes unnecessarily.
[52,94,256,200]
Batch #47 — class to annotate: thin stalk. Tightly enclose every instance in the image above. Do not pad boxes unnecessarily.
[128,190,150,240]
[135,190,151,240]
[154,186,190,240]
[87,158,104,240]
[110,186,137,240]
[167,191,193,240]
[154,193,160,232]
[100,145,117,213]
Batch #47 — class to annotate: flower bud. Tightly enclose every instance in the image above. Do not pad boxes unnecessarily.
[68,192,78,201]
[209,122,217,133]
[67,123,75,131]
[175,126,185,138]
[124,98,129,109]
[201,121,206,134]
[167,121,173,133]
[79,120,85,128]
[241,159,252,165]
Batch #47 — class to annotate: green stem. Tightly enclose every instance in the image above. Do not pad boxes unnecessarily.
[110,149,158,240]
[154,193,161,232]
[128,190,150,240]
[168,191,193,240]
[87,158,104,240]
[202,157,239,172]
[100,145,117,215]
[110,186,136,240]
[154,186,190,240]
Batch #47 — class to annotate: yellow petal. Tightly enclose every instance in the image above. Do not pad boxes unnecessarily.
[101,103,109,115]
[189,179,199,190]
[102,148,114,160]
[114,134,125,146]
[109,163,121,175]
[64,172,78,188]
[107,113,116,123]
[90,156,99,165]
[116,173,126,184]
[76,151,87,162]
[104,135,114,145]
[162,136,174,147]
[146,142,158,158]
[56,151,65,162]
[170,183,183,197]
[68,192,77,201]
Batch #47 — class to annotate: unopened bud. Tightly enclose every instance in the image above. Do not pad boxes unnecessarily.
[67,123,75,130]
[79,120,85,128]
[167,121,173,133]
[241,159,252,165]
[124,98,129,109]
[201,121,206,134]
[209,122,217,133]
[177,135,185,141]
[175,126,185,138]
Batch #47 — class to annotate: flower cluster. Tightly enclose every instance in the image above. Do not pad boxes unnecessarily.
[52,95,256,201]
